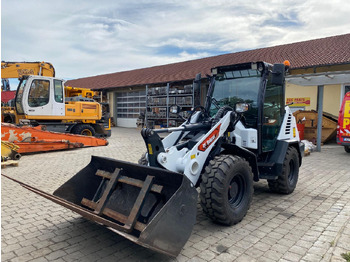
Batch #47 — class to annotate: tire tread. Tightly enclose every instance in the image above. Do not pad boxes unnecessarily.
[268,146,299,194]
[200,154,253,225]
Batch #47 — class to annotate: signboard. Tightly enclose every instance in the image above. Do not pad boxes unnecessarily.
[286,97,310,107]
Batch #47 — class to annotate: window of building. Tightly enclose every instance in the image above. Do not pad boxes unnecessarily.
[28,79,50,107]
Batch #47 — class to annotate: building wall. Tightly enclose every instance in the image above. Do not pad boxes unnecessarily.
[285,83,317,112]
[109,77,347,128]
[285,83,342,116]
[108,92,114,118]
[324,84,341,115]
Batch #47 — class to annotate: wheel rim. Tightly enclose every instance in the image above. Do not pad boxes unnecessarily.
[81,129,93,136]
[288,159,295,182]
[228,174,245,208]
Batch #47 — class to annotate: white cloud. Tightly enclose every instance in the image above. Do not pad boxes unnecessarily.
[2,0,349,81]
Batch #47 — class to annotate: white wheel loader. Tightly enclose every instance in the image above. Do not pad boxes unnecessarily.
[3,61,304,257]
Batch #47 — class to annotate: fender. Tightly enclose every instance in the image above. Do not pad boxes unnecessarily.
[271,140,304,167]
[259,140,304,179]
[221,143,259,182]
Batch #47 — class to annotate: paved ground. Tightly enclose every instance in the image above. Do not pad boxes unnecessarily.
[2,127,350,262]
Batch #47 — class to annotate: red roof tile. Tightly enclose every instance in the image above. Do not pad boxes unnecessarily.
[66,34,350,90]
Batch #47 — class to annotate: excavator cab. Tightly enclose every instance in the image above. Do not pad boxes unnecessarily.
[15,76,66,117]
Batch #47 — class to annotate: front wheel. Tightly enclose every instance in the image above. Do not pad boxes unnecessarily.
[72,124,96,136]
[344,146,350,153]
[268,146,299,194]
[200,155,253,226]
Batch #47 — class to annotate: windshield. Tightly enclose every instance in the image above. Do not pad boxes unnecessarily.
[15,79,27,114]
[210,69,261,127]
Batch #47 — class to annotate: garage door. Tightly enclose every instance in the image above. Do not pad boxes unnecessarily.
[115,90,146,128]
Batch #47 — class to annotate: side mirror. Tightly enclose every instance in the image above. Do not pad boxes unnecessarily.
[235,103,249,113]
[271,63,285,85]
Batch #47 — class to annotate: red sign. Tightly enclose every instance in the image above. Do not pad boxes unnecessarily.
[286,97,311,107]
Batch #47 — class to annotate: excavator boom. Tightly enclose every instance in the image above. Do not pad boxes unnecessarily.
[1,61,55,78]
[1,123,108,153]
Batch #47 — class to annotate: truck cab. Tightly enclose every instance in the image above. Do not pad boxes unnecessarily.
[337,92,350,153]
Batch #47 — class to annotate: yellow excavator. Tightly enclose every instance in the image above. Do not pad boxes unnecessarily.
[1,61,111,136]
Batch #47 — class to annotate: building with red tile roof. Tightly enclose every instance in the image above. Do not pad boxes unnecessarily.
[66,33,350,128]
[66,34,350,90]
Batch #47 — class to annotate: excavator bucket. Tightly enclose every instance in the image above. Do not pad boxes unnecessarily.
[5,156,198,257]
[1,141,21,161]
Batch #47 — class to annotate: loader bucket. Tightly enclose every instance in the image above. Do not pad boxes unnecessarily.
[37,156,197,257]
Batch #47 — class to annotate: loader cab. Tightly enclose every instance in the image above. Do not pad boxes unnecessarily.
[208,62,286,153]
[15,75,65,117]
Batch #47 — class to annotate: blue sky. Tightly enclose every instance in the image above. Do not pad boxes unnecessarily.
[2,0,350,85]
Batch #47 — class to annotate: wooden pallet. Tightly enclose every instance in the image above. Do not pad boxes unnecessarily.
[1,160,19,168]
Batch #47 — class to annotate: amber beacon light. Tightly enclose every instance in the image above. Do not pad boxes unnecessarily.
[284,60,291,70]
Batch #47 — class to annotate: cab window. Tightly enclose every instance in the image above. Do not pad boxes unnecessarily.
[28,80,50,107]
[15,79,27,114]
[54,80,64,103]
[210,69,261,128]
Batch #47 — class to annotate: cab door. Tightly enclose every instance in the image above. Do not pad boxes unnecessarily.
[25,78,52,116]
[52,79,65,116]
[261,81,284,152]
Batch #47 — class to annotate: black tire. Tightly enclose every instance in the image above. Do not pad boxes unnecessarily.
[344,146,350,153]
[3,114,15,123]
[138,152,148,165]
[72,124,96,136]
[200,155,253,226]
[268,147,299,194]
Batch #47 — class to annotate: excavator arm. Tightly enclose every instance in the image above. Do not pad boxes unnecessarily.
[1,61,55,78]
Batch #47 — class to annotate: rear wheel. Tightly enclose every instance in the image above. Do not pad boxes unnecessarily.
[72,124,96,136]
[3,114,15,123]
[200,155,253,225]
[268,146,299,194]
[344,146,350,153]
